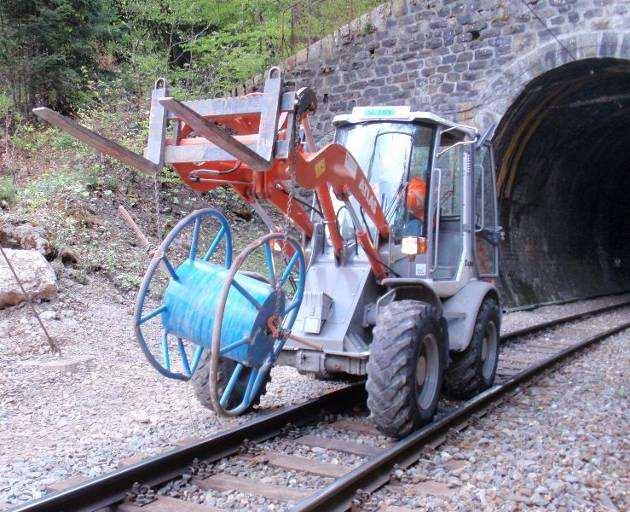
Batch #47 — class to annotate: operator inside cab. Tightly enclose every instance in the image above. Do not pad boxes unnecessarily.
[404,174,427,236]
[402,143,430,237]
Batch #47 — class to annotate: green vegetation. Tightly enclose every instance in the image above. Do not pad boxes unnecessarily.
[1,1,384,118]
[0,175,16,206]
[0,0,383,290]
[0,0,118,117]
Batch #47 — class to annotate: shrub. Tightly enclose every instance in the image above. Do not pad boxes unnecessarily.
[0,175,16,206]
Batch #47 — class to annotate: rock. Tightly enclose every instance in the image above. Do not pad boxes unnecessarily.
[0,223,55,258]
[531,493,549,507]
[547,479,564,493]
[20,356,94,375]
[40,310,59,321]
[404,480,454,497]
[599,494,619,511]
[0,248,58,308]
[59,248,78,267]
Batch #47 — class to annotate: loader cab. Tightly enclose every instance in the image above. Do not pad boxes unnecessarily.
[332,106,499,296]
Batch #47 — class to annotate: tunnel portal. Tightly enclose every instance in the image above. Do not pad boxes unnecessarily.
[494,58,630,306]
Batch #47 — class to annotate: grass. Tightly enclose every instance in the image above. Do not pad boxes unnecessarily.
[18,168,91,211]
[0,175,17,206]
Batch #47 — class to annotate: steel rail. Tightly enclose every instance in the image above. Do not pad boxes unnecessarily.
[501,296,630,342]
[8,386,366,512]
[8,299,630,512]
[291,320,630,511]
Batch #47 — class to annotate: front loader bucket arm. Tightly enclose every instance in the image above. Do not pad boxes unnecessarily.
[295,144,389,240]
[294,143,390,279]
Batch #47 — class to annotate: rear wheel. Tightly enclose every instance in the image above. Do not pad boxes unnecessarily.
[191,349,270,411]
[444,297,500,399]
[366,300,447,438]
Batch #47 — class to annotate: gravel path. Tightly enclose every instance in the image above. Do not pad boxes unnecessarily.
[0,277,628,507]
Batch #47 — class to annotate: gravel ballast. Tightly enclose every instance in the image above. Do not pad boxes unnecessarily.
[368,327,629,511]
[0,277,628,508]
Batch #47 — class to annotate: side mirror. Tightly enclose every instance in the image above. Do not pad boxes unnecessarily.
[475,123,496,148]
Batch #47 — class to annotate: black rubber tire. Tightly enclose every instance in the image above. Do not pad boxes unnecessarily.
[366,300,447,438]
[443,297,501,400]
[190,349,270,411]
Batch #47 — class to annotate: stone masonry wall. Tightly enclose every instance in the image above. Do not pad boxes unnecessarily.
[238,0,630,141]
[235,0,630,307]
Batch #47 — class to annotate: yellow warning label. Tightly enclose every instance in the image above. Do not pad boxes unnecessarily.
[314,159,326,178]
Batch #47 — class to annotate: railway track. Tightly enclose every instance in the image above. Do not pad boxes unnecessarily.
[8,298,630,512]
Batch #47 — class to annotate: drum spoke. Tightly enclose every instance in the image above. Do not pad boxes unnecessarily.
[219,336,251,355]
[241,368,260,406]
[139,304,167,324]
[177,338,191,376]
[189,216,202,260]
[220,363,244,408]
[264,240,276,285]
[232,280,263,310]
[161,332,171,371]
[203,226,226,262]
[190,345,204,374]
[279,252,299,287]
[281,300,300,329]
[162,256,179,281]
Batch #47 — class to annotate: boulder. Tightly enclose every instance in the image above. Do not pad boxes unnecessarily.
[0,222,55,258]
[0,248,58,308]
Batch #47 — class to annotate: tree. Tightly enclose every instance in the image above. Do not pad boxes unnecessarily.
[0,0,118,117]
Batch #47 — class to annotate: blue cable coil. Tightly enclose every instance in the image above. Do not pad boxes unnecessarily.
[162,260,285,367]
[133,208,306,415]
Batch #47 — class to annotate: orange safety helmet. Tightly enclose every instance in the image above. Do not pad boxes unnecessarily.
[406,176,427,221]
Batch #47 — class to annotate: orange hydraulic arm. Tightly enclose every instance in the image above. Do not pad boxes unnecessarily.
[32,68,392,279]
[292,143,390,278]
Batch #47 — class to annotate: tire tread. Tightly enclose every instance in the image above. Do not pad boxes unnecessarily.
[366,300,445,438]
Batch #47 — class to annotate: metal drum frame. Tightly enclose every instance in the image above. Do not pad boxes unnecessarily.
[209,232,306,416]
[134,208,232,381]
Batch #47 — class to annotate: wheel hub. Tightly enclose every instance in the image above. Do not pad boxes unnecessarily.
[416,333,440,410]
[481,336,488,361]
[481,321,498,380]
[416,354,427,387]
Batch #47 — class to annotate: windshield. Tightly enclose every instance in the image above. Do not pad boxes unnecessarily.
[334,121,435,241]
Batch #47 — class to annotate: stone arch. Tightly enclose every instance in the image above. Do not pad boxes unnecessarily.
[483,47,630,305]
[475,31,630,129]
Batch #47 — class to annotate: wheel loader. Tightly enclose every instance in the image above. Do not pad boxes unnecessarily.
[34,67,502,437]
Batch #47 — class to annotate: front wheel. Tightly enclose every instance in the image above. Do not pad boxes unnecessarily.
[366,300,447,438]
[443,297,500,399]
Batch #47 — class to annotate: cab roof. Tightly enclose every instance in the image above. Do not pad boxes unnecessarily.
[332,106,478,138]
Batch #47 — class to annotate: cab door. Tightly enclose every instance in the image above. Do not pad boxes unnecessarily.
[473,142,500,278]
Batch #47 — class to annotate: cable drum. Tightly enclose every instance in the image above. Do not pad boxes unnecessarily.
[134,208,233,381]
[161,262,284,366]
[133,208,306,416]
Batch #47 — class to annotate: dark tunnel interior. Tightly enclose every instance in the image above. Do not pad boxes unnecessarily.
[494,58,630,307]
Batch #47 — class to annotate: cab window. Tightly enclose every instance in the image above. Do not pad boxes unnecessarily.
[432,131,465,280]
[436,132,464,218]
